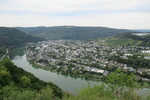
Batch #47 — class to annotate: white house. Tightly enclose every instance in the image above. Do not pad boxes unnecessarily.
[141,50,150,54]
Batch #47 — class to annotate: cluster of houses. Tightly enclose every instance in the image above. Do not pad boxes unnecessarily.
[26,40,150,82]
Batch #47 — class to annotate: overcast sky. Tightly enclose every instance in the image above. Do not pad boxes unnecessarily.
[0,0,150,29]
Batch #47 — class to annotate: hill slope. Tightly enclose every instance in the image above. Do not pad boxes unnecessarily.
[15,26,133,40]
[104,32,150,46]
[15,26,49,35]
[0,27,44,47]
[0,27,44,58]
[0,59,63,99]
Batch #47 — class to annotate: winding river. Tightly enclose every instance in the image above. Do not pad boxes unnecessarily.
[12,54,150,98]
[12,54,100,94]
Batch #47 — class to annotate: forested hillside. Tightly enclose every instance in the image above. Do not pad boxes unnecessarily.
[0,27,44,58]
[0,27,44,47]
[15,26,49,35]
[15,26,133,40]
[0,59,63,100]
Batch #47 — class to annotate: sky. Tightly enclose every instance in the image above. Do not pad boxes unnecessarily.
[0,0,150,29]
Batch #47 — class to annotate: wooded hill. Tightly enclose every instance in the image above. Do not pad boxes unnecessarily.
[0,27,44,58]
[15,26,133,40]
[0,27,44,47]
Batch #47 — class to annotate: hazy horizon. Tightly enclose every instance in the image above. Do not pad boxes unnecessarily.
[0,25,150,30]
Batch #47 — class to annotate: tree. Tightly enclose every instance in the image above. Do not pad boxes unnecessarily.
[0,65,11,86]
[105,69,141,100]
[20,76,31,88]
[36,86,56,100]
[105,69,140,88]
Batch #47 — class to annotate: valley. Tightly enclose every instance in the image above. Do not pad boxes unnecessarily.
[0,26,150,100]
[1,0,150,99]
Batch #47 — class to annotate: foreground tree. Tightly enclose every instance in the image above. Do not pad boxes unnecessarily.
[20,75,31,88]
[105,69,140,88]
[105,69,141,100]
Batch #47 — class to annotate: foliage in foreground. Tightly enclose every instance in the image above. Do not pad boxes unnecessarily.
[64,70,147,100]
[0,59,63,100]
[64,85,139,100]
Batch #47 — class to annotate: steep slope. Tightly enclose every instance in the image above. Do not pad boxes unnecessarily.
[15,26,133,40]
[0,27,44,47]
[0,59,63,99]
[0,27,44,58]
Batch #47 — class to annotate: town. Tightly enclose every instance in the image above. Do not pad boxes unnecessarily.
[26,40,150,82]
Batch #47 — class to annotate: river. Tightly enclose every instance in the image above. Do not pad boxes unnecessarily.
[12,54,150,98]
[12,54,101,94]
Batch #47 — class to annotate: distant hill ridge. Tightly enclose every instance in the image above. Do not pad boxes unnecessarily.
[131,29,150,32]
[15,26,134,40]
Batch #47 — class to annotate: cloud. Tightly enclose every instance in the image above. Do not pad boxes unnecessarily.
[1,0,149,14]
[0,0,150,29]
[1,12,150,29]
